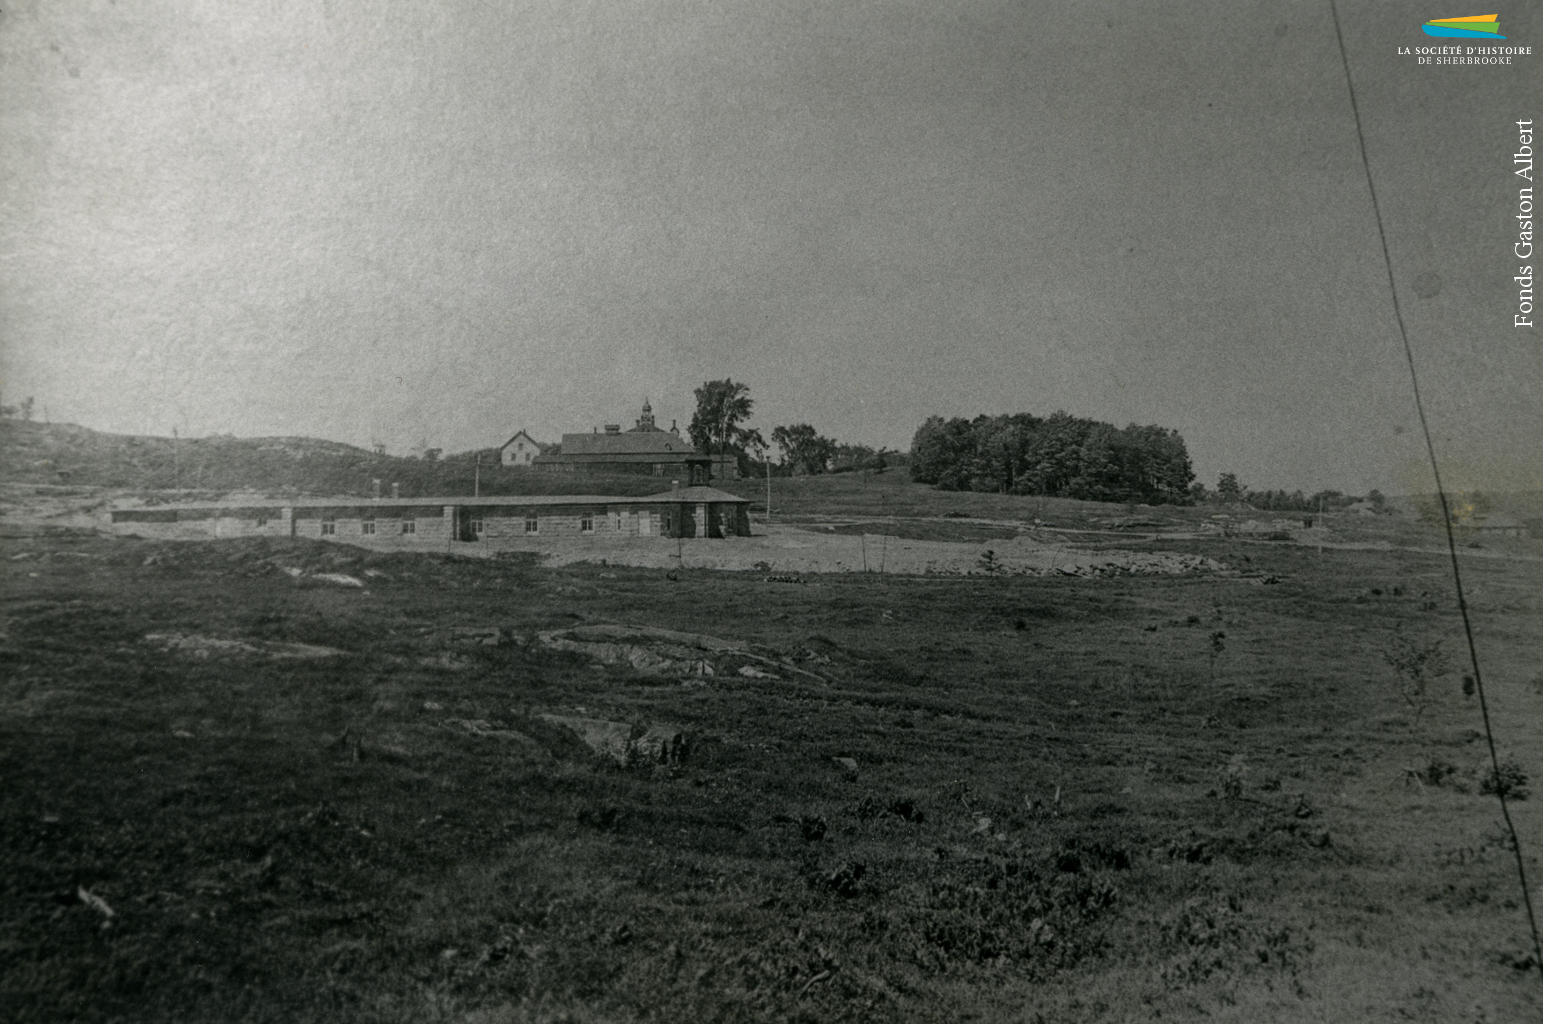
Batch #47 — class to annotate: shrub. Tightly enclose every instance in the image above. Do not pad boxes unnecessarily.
[1479,757,1530,800]
[1382,634,1450,724]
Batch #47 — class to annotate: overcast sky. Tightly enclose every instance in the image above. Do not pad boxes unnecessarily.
[2,0,1539,493]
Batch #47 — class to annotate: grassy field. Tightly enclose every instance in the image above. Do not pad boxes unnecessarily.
[3,498,1542,1021]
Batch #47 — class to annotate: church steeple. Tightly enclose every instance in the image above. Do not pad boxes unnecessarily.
[636,398,656,431]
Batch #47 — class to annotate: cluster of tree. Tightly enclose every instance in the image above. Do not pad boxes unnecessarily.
[767,424,894,475]
[687,380,895,478]
[908,412,1195,504]
[1195,474,1388,512]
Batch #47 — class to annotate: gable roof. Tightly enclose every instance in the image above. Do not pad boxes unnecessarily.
[500,430,548,452]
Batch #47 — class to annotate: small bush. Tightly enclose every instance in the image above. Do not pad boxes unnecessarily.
[806,859,866,898]
[1479,757,1530,800]
[1413,756,1460,788]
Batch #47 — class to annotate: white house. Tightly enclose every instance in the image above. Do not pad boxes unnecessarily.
[499,430,547,468]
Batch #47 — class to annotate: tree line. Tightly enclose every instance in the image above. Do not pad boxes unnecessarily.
[687,379,897,477]
[1196,473,1388,513]
[908,412,1196,504]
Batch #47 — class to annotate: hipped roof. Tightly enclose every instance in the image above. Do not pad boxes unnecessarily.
[535,451,708,465]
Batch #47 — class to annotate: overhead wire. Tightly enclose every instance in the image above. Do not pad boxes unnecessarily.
[1327,0,1543,979]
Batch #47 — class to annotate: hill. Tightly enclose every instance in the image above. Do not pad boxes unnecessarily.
[0,421,676,499]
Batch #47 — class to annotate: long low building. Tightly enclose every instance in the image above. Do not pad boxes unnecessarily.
[110,486,752,544]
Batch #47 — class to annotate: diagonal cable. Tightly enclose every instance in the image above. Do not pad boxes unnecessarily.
[1328,0,1542,979]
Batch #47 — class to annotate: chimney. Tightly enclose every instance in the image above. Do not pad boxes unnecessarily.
[392,482,400,499]
[373,478,381,499]
[604,424,621,434]
[671,419,678,433]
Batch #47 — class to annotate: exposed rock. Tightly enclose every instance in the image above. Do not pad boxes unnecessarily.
[536,627,721,677]
[537,714,692,766]
[557,623,740,652]
[444,718,548,758]
[447,626,503,645]
[533,623,825,685]
[312,572,365,587]
[552,638,713,677]
[144,632,345,660]
[538,715,638,764]
[632,724,692,765]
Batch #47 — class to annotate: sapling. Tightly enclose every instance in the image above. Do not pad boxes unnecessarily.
[1208,630,1226,683]
[1221,754,1246,800]
[1382,633,1450,725]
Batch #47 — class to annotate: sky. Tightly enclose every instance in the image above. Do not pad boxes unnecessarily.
[2,0,1540,494]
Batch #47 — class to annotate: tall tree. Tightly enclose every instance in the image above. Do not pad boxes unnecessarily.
[688,379,754,458]
[908,416,977,490]
[772,423,836,475]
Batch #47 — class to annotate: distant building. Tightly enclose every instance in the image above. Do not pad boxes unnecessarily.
[499,430,548,468]
[533,400,713,484]
[1461,514,1528,539]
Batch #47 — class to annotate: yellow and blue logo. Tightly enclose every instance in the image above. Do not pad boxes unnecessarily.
[1421,14,1505,39]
